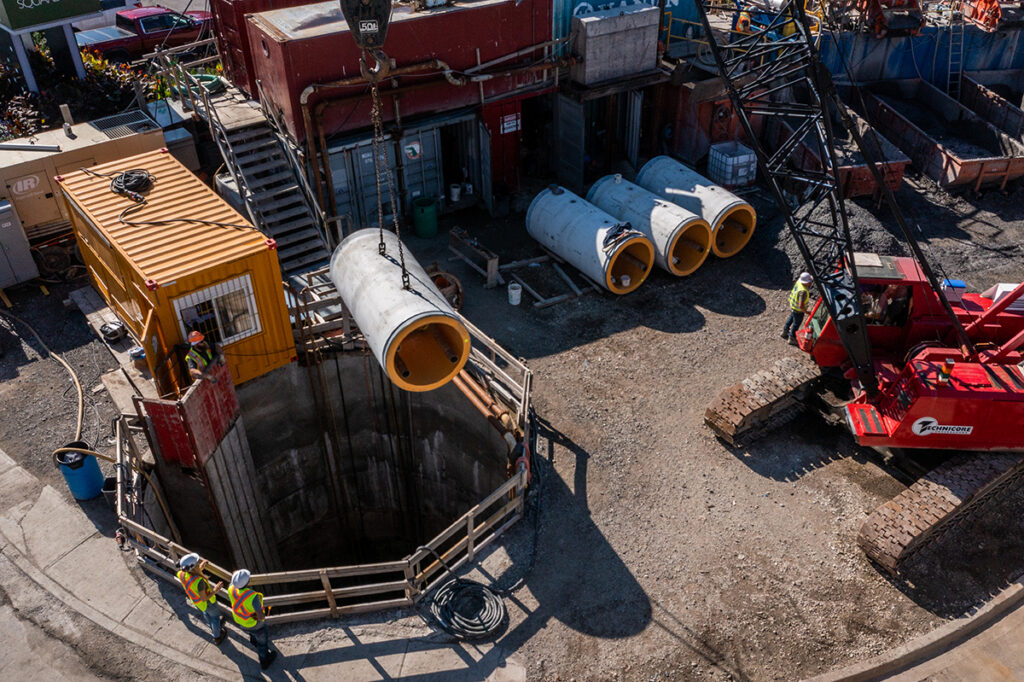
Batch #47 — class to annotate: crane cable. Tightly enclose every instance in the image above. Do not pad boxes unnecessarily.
[368,77,411,290]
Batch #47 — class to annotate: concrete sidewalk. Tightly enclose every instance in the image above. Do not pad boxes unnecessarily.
[0,447,526,681]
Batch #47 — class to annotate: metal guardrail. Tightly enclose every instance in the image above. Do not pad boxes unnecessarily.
[115,413,528,623]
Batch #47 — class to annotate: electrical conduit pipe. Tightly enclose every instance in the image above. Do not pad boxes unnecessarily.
[330,229,470,392]
[526,186,655,295]
[635,155,757,258]
[587,174,712,276]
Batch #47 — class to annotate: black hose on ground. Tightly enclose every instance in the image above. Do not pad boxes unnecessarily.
[415,545,507,640]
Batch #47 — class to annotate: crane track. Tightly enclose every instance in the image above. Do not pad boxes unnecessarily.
[704,355,823,446]
[858,453,1024,575]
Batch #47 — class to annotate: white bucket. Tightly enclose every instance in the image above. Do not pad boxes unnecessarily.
[449,183,462,203]
[508,282,522,305]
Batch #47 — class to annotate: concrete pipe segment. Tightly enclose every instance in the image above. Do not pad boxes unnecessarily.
[329,229,470,392]
[587,174,713,276]
[635,155,757,258]
[526,185,655,294]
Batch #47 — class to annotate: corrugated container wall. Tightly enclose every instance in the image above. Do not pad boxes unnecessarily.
[245,0,552,143]
[209,0,316,97]
[57,150,295,392]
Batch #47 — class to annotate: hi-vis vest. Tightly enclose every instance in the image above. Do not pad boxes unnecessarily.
[229,585,262,628]
[789,281,810,312]
[177,569,215,612]
[187,346,214,372]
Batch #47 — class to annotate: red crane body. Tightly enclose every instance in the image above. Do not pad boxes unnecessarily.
[800,255,1024,451]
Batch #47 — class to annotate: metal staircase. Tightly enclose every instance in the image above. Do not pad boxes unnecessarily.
[160,56,332,278]
[947,4,966,100]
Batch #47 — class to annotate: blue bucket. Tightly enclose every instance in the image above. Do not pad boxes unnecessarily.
[56,442,104,500]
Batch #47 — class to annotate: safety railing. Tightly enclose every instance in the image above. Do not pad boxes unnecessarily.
[114,413,529,623]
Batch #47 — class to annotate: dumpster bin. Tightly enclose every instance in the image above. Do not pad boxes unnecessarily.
[56,442,104,500]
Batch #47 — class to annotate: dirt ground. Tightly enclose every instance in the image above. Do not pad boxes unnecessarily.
[2,166,1024,681]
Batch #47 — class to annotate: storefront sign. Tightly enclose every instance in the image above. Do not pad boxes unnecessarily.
[1,0,101,30]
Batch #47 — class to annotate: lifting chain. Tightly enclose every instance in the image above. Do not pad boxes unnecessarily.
[369,77,410,290]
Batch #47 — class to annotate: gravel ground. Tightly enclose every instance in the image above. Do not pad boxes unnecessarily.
[1,166,1023,681]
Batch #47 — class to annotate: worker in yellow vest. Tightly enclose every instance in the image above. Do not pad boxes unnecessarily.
[186,330,220,382]
[176,553,226,645]
[229,569,277,670]
[782,272,814,345]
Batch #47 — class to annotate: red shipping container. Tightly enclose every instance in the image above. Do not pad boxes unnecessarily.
[245,0,552,143]
[209,0,318,97]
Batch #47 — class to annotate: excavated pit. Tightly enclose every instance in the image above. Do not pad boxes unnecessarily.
[232,355,509,570]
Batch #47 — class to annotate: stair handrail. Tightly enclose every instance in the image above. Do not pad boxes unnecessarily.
[254,78,332,249]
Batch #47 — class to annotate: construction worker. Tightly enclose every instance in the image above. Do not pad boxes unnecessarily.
[229,569,277,670]
[185,331,219,382]
[176,553,226,645]
[782,272,814,345]
[735,9,753,33]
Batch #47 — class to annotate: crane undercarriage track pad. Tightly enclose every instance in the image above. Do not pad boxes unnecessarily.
[858,453,1024,575]
[703,355,823,446]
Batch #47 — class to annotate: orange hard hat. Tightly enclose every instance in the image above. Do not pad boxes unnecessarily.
[188,331,205,345]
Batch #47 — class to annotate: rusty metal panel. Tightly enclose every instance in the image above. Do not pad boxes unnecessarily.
[855,79,1024,189]
[960,75,1024,141]
[182,361,240,465]
[142,399,195,467]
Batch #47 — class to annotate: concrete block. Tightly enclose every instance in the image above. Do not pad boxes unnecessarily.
[18,485,98,569]
[46,536,140,622]
[570,5,660,86]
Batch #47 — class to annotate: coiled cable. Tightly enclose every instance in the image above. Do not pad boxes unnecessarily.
[416,545,507,640]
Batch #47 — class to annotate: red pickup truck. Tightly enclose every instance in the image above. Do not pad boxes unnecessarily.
[76,6,213,62]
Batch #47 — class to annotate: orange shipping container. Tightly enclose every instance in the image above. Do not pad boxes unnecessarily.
[57,149,295,393]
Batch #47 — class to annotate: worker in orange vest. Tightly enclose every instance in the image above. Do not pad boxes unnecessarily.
[229,569,277,669]
[176,553,226,645]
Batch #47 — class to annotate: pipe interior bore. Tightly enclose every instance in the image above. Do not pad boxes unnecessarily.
[607,238,655,294]
[667,220,713,276]
[713,205,757,258]
[387,315,470,392]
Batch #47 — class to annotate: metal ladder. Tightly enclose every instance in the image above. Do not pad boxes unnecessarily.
[947,4,966,100]
[162,59,332,277]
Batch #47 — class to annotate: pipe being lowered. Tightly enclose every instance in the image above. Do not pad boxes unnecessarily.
[636,156,756,259]
[330,229,470,391]
[526,185,655,295]
[587,174,712,276]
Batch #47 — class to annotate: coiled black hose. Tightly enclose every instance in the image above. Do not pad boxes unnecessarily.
[417,545,506,640]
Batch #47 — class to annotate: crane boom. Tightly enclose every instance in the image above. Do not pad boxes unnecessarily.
[693,0,878,395]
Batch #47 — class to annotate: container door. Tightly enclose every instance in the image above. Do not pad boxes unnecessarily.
[478,120,493,215]
[555,94,585,193]
[399,126,443,210]
[352,138,399,228]
[327,148,358,236]
[626,89,643,168]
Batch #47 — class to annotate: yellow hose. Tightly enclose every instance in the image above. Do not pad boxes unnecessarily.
[0,310,84,442]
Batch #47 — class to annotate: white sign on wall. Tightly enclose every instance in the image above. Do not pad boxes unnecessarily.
[501,113,521,134]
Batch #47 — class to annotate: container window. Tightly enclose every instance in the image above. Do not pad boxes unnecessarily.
[173,274,261,346]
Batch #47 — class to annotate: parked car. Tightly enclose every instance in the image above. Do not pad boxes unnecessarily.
[75,6,212,62]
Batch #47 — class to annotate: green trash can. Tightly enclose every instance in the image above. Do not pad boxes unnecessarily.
[412,197,438,238]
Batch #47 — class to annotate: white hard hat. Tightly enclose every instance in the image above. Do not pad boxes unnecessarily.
[798,272,813,284]
[231,569,251,589]
[179,553,200,570]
